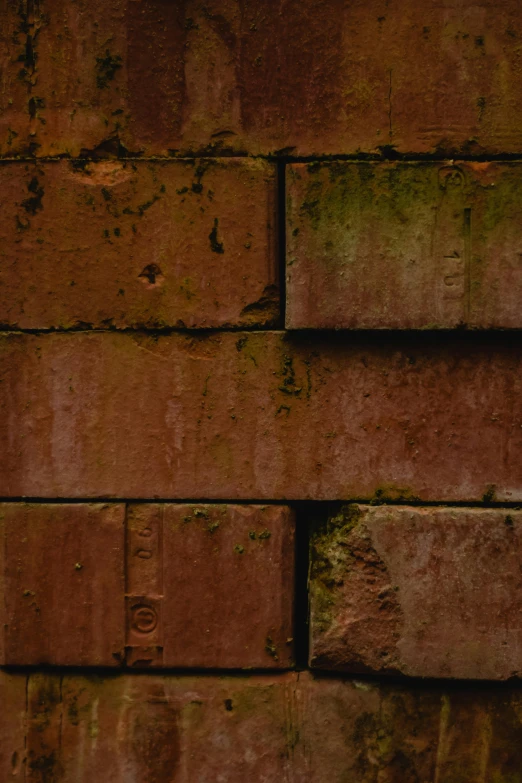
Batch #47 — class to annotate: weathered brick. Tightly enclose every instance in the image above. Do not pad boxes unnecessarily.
[125,503,295,668]
[309,505,522,679]
[2,0,522,156]
[0,159,278,329]
[3,671,522,781]
[0,503,125,666]
[1,331,522,501]
[287,161,522,329]
[23,672,299,782]
[300,675,522,782]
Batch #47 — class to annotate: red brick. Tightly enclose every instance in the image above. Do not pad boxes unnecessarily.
[4,671,522,781]
[2,331,522,501]
[0,502,293,668]
[0,672,26,780]
[287,161,522,329]
[125,503,295,668]
[3,1,522,156]
[0,503,125,666]
[0,159,278,329]
[309,505,522,679]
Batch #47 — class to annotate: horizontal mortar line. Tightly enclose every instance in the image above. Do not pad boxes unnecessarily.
[1,665,298,677]
[0,325,286,336]
[1,498,521,509]
[3,327,522,338]
[4,665,522,689]
[3,152,522,164]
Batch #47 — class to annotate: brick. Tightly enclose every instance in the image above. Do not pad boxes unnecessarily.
[3,1,522,156]
[2,331,522,501]
[309,505,522,679]
[0,159,278,329]
[126,503,295,668]
[0,503,125,666]
[0,502,293,668]
[287,161,522,329]
[4,671,522,781]
[0,672,26,780]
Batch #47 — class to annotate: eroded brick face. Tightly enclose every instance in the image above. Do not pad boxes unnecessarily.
[309,505,522,679]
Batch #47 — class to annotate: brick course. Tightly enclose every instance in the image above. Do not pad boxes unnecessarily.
[1,670,522,782]
[2,331,522,501]
[3,0,522,157]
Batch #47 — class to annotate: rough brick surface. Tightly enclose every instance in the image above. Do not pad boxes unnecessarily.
[2,331,522,501]
[126,503,295,668]
[0,159,278,329]
[309,505,522,679]
[287,161,522,329]
[0,503,125,666]
[2,0,522,156]
[1,670,522,781]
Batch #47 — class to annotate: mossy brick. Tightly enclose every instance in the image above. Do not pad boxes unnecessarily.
[2,331,522,500]
[125,503,295,669]
[3,671,522,781]
[0,503,125,666]
[0,159,278,329]
[310,505,522,679]
[287,161,522,329]
[3,0,522,156]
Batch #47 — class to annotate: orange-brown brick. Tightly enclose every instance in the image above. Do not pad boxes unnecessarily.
[309,505,522,679]
[1,331,522,501]
[0,159,278,329]
[2,0,522,156]
[287,161,522,329]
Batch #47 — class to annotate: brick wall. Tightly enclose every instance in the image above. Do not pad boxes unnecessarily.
[2,1,522,780]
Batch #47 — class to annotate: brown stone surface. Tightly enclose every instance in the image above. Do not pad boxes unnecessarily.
[2,331,522,501]
[126,504,295,668]
[0,503,125,666]
[2,0,522,156]
[0,159,278,329]
[2,671,522,781]
[309,505,522,679]
[287,161,522,329]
